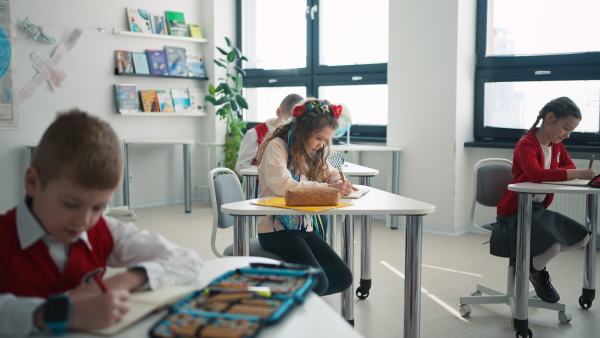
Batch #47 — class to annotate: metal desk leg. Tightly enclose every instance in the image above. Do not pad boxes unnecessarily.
[242,175,258,238]
[357,176,372,299]
[341,214,355,325]
[233,215,249,256]
[183,144,191,213]
[404,215,423,338]
[391,151,401,229]
[122,143,130,208]
[514,193,533,337]
[581,194,598,309]
[327,215,335,248]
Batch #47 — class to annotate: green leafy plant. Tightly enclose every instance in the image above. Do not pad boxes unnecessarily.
[205,37,248,172]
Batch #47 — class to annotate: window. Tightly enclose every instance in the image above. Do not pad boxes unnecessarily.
[474,0,600,146]
[238,0,389,142]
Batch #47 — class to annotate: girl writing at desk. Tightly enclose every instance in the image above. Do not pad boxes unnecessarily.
[490,96,597,303]
[255,98,355,296]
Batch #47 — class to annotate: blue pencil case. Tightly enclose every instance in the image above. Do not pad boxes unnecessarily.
[149,310,263,338]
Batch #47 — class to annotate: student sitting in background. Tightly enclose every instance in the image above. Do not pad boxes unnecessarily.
[0,109,203,336]
[235,93,304,175]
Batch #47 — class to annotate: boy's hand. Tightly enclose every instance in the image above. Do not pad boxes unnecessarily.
[67,290,130,329]
[328,181,359,196]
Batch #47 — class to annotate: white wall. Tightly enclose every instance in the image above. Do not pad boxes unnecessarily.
[0,0,237,212]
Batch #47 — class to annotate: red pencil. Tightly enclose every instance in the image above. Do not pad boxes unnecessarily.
[93,274,109,293]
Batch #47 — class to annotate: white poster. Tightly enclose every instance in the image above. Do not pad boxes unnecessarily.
[0,0,16,129]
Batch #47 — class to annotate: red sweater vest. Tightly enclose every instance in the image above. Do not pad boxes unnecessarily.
[251,123,270,165]
[0,208,114,298]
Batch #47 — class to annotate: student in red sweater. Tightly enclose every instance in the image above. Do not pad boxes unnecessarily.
[0,110,203,336]
[490,97,597,303]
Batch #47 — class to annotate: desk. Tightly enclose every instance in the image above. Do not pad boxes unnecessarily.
[332,144,403,229]
[122,138,193,214]
[221,187,435,337]
[508,183,600,337]
[44,257,362,338]
[239,162,380,299]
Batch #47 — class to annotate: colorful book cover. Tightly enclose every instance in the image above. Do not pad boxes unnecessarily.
[165,46,187,77]
[188,24,203,38]
[186,53,205,78]
[115,50,134,74]
[187,87,206,113]
[139,90,159,112]
[115,84,139,113]
[155,90,174,112]
[126,8,152,34]
[165,11,187,37]
[150,13,167,35]
[145,50,169,76]
[131,52,150,75]
[170,88,192,112]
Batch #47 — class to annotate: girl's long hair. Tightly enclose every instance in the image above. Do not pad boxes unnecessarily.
[529,96,582,132]
[256,98,339,181]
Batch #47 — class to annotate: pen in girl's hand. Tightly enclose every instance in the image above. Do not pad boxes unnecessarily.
[93,273,109,293]
[589,155,595,169]
[338,167,347,182]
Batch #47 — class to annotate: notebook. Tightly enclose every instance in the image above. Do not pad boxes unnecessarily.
[542,179,590,187]
[343,185,371,199]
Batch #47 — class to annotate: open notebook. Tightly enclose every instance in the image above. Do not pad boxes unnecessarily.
[542,179,590,187]
[85,284,198,336]
[343,185,371,199]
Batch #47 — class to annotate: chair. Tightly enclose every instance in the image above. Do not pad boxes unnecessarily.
[208,167,282,259]
[458,158,572,325]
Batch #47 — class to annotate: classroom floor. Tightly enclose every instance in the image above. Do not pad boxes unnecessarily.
[111,200,600,338]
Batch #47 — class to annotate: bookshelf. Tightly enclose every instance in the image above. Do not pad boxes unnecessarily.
[113,28,208,43]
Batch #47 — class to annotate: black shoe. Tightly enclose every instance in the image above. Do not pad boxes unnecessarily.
[529,266,560,303]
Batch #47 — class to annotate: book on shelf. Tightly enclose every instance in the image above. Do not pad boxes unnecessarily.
[139,90,160,112]
[126,8,152,34]
[188,23,203,38]
[131,52,150,75]
[86,284,198,336]
[115,84,139,113]
[186,53,205,78]
[170,88,192,112]
[165,11,188,37]
[187,87,206,113]
[155,90,175,112]
[145,50,169,76]
[164,46,187,77]
[115,50,134,74]
[149,13,167,35]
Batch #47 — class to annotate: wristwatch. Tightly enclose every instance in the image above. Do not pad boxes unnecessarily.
[44,294,72,335]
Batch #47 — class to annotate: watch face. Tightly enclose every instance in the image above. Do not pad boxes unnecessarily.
[44,296,70,322]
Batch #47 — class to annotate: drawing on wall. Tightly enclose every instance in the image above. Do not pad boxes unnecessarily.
[0,0,17,129]
[21,16,56,45]
[19,27,83,105]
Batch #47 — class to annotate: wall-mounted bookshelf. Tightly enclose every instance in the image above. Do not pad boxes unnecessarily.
[113,28,208,43]
[114,69,208,80]
[118,112,207,117]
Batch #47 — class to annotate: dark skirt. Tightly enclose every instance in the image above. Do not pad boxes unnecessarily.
[490,202,590,258]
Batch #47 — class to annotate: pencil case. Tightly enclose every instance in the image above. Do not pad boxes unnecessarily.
[149,310,263,338]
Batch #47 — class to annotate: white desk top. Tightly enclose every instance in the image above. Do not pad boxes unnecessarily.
[124,138,194,145]
[332,144,402,152]
[222,186,435,216]
[49,257,362,338]
[509,182,600,195]
[240,162,379,177]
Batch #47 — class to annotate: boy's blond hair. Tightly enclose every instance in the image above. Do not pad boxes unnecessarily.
[32,109,123,189]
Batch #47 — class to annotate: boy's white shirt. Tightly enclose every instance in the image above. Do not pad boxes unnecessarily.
[235,118,278,175]
[0,198,203,336]
[256,137,341,233]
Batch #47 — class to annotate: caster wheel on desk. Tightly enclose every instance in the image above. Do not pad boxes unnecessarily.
[470,291,482,297]
[579,295,593,309]
[458,304,471,317]
[558,311,572,324]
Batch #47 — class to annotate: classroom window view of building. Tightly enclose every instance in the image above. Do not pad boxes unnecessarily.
[238,0,389,140]
[475,0,600,145]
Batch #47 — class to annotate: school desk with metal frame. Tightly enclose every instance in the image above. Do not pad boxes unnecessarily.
[508,182,599,337]
[38,256,362,338]
[220,187,435,338]
[239,162,380,299]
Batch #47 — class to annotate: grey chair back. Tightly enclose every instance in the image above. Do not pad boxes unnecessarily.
[476,161,513,207]
[213,173,245,229]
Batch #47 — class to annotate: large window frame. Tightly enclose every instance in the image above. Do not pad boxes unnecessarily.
[473,0,600,149]
[236,0,388,143]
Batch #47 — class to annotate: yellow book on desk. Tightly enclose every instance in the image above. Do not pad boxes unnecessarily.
[542,179,590,187]
[85,284,198,336]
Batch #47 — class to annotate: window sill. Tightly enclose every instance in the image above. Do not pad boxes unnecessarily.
[465,141,599,153]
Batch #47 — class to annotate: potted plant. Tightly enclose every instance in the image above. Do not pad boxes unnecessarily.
[205,37,248,173]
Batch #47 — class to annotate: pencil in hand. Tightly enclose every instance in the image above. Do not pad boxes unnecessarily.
[589,155,595,169]
[338,167,347,182]
[93,274,109,293]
